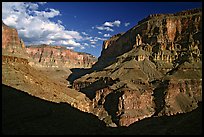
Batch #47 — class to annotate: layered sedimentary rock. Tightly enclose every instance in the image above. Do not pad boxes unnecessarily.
[2,21,97,69]
[26,44,97,69]
[2,55,92,113]
[73,8,202,127]
[2,21,27,58]
[94,8,202,69]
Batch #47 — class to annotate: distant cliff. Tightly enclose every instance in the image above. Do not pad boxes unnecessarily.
[2,21,97,69]
[26,44,97,68]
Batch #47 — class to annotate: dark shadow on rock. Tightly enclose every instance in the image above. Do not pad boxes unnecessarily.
[152,80,169,116]
[1,84,114,135]
[122,102,202,135]
[104,91,123,126]
[2,84,202,135]
[79,77,116,100]
[66,68,93,86]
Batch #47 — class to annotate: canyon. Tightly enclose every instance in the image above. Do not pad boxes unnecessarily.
[2,7,202,134]
[72,8,202,126]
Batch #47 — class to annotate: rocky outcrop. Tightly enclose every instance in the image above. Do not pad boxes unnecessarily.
[2,21,27,58]
[2,54,93,113]
[2,55,29,65]
[2,21,97,69]
[159,79,202,116]
[73,8,202,127]
[26,44,97,69]
[94,8,202,69]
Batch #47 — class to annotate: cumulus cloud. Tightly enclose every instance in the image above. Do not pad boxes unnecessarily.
[34,8,60,18]
[103,22,113,27]
[94,20,121,32]
[104,34,111,37]
[98,31,102,34]
[125,22,130,27]
[38,2,47,5]
[95,37,106,41]
[82,32,88,36]
[2,2,82,49]
[96,26,114,32]
[104,20,121,27]
[83,43,89,46]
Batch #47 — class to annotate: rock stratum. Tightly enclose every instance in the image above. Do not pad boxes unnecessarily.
[94,8,202,69]
[26,45,97,69]
[72,8,202,126]
[2,7,202,133]
[2,21,27,58]
[2,21,97,69]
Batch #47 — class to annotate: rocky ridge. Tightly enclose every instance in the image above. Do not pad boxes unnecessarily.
[72,8,202,126]
[2,21,97,69]
[26,44,97,69]
[94,8,202,69]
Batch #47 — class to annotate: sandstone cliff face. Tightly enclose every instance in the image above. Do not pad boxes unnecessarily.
[2,55,92,113]
[95,8,202,69]
[2,21,97,69]
[73,8,202,127]
[160,79,202,116]
[26,44,97,69]
[2,21,27,58]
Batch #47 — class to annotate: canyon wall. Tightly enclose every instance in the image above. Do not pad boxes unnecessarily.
[2,21,97,69]
[95,8,202,69]
[2,21,27,58]
[26,45,97,69]
[73,8,202,127]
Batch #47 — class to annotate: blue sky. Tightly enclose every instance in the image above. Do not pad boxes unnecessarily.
[2,2,202,57]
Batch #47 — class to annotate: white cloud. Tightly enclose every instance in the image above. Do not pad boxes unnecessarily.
[94,20,121,32]
[57,20,62,24]
[66,39,81,46]
[125,22,130,27]
[104,22,113,27]
[113,20,121,27]
[103,20,121,27]
[80,46,85,50]
[98,31,102,34]
[82,32,88,36]
[2,2,83,49]
[38,2,47,5]
[34,8,60,18]
[104,34,111,37]
[96,26,114,32]
[83,43,89,46]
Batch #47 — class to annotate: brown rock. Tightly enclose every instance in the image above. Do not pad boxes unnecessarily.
[2,21,27,57]
[26,44,97,69]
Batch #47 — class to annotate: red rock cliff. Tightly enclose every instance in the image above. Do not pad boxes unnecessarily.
[96,8,202,68]
[2,21,27,57]
[26,44,97,68]
[2,21,97,69]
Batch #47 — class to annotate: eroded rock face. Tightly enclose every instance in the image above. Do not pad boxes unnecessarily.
[2,21,97,69]
[26,44,97,69]
[95,8,202,69]
[73,8,202,127]
[160,79,202,116]
[2,21,27,58]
